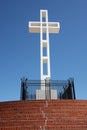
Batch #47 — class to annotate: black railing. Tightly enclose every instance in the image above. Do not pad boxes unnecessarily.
[20,78,76,100]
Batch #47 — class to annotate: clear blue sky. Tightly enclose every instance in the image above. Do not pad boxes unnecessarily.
[0,0,87,101]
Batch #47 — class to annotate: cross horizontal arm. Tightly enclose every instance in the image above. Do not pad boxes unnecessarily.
[29,22,40,33]
[29,21,60,33]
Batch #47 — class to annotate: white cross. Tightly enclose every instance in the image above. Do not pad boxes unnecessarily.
[29,10,60,86]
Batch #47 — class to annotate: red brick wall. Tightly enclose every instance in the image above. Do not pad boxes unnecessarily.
[0,100,87,130]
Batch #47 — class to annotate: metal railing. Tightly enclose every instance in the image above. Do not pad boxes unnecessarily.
[20,78,76,100]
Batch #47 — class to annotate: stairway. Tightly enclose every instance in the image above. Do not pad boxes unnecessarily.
[0,100,87,130]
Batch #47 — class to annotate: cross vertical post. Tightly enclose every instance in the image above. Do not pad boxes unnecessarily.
[40,10,50,82]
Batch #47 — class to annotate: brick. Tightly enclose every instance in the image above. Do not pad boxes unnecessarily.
[0,100,87,129]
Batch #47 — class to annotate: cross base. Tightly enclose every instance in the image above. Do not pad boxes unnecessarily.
[36,89,57,100]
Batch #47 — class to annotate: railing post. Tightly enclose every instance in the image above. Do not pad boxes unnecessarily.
[21,78,26,100]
